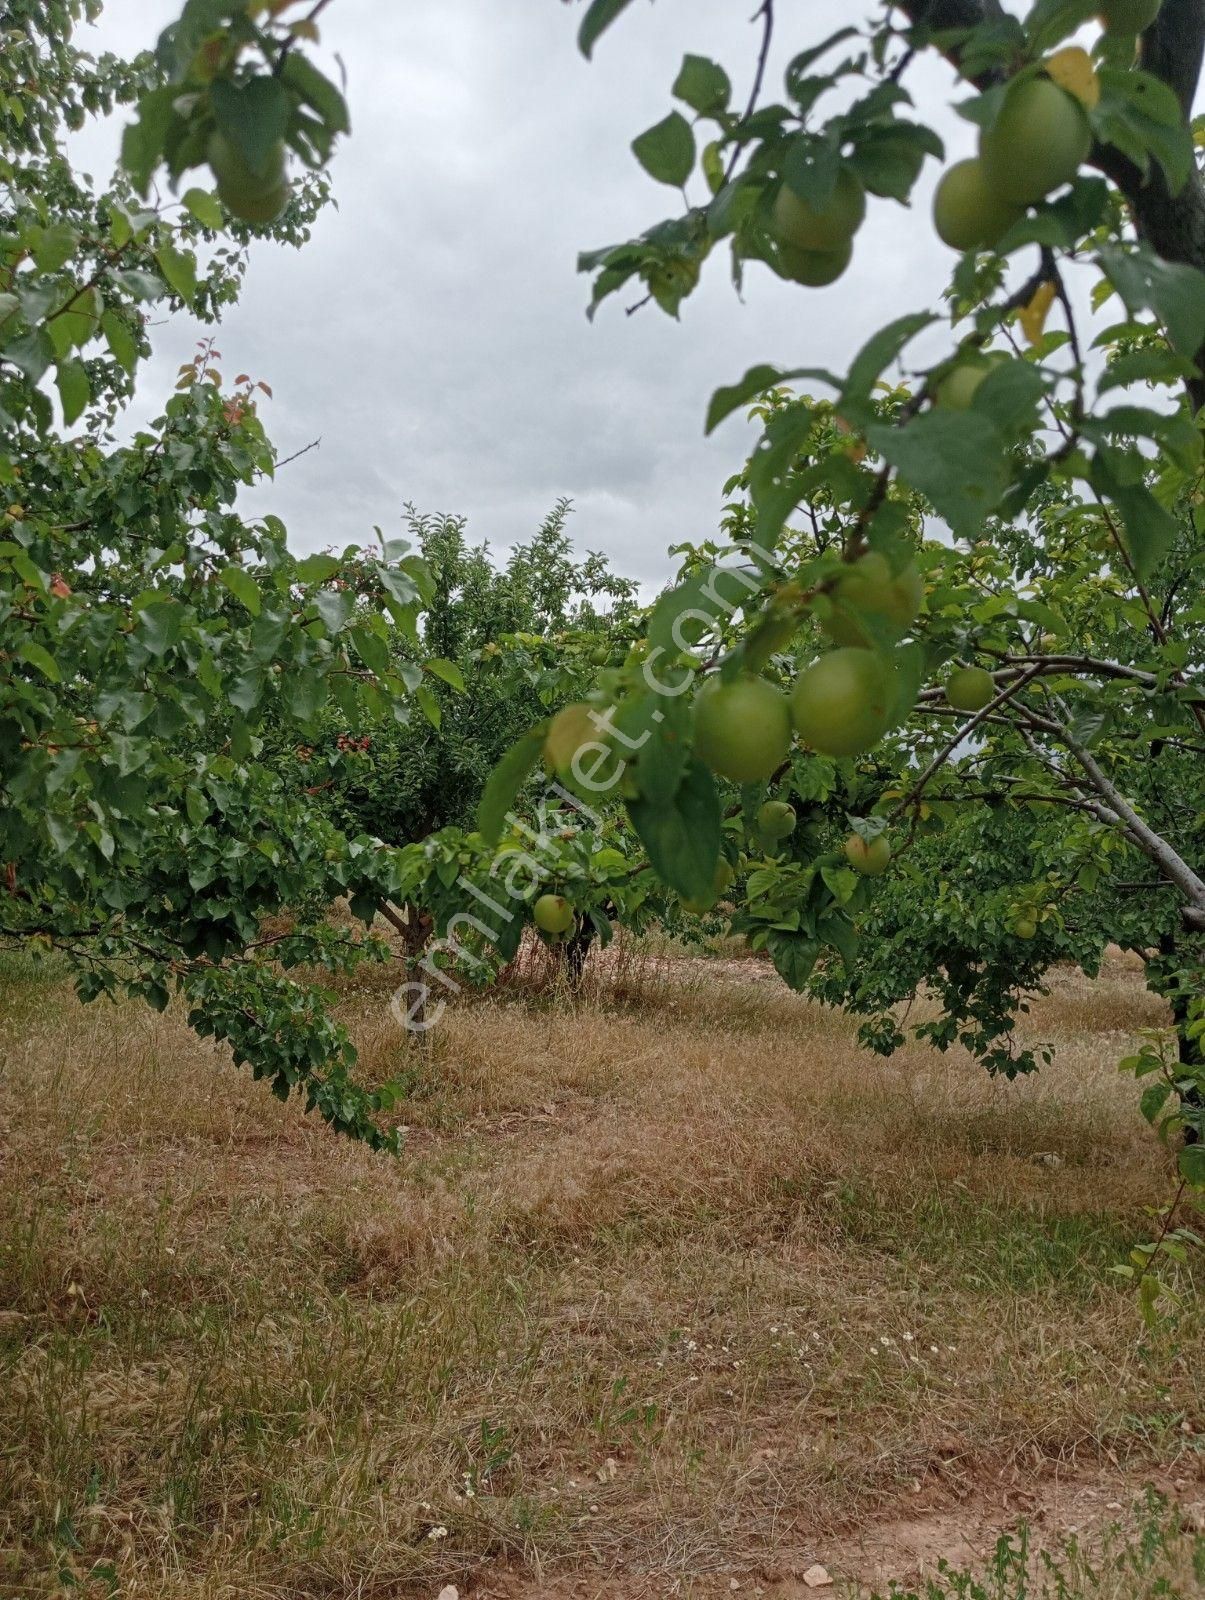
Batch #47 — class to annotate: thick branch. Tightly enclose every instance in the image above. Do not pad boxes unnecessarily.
[1050,713,1205,931]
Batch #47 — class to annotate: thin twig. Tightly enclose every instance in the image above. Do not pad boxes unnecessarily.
[723,0,775,185]
[273,437,321,471]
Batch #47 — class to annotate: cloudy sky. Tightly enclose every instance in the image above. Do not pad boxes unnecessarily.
[78,3,1057,591]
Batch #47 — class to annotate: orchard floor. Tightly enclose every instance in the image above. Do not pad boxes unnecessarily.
[0,946,1202,1599]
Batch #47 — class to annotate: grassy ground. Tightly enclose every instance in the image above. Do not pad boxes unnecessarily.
[0,946,1201,1598]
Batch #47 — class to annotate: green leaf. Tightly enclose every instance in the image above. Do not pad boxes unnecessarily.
[632,111,695,188]
[351,624,390,676]
[848,124,943,202]
[33,223,79,273]
[1179,1144,1205,1187]
[1139,1081,1172,1124]
[120,85,177,194]
[426,658,465,692]
[137,601,182,657]
[101,311,138,376]
[579,0,638,58]
[1022,0,1099,50]
[626,760,721,902]
[1095,69,1194,195]
[706,363,837,434]
[182,187,224,230]
[210,75,289,177]
[280,53,351,136]
[842,312,935,403]
[613,688,689,807]
[55,357,90,426]
[5,329,53,384]
[1098,246,1205,359]
[417,683,441,730]
[1090,453,1178,581]
[314,588,355,634]
[294,552,341,584]
[219,564,262,616]
[971,359,1049,438]
[282,670,327,723]
[766,931,820,991]
[477,726,548,843]
[18,641,61,682]
[747,399,816,547]
[155,241,198,304]
[867,411,1009,539]
[672,55,732,116]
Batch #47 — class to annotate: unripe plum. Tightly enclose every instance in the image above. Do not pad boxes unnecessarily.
[693,675,793,783]
[979,77,1091,204]
[772,167,866,253]
[791,648,894,758]
[933,158,1026,251]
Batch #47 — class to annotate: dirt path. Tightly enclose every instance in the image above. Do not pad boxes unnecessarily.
[465,1465,1204,1598]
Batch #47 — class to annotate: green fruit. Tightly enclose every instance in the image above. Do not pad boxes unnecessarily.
[821,610,871,648]
[791,648,894,758]
[979,77,1092,204]
[773,168,866,253]
[843,833,892,876]
[208,131,289,224]
[776,237,853,288]
[838,552,894,610]
[933,158,1026,251]
[935,352,1006,411]
[1099,0,1161,33]
[544,702,605,777]
[1013,917,1037,940]
[823,554,915,646]
[589,645,609,666]
[220,180,289,224]
[533,894,574,936]
[757,800,797,840]
[946,666,996,713]
[881,566,924,630]
[681,858,735,914]
[693,674,793,783]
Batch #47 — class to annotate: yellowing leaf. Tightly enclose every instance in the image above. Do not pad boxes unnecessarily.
[1020,280,1057,347]
[1045,47,1100,110]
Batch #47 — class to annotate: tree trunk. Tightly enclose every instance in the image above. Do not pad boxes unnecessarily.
[1156,934,1203,1145]
[564,924,595,988]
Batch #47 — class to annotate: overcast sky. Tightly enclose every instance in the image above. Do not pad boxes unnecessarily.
[78,2,1091,592]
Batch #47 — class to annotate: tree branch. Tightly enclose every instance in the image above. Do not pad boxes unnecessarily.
[1043,707,1205,931]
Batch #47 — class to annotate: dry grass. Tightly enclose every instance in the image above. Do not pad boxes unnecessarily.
[0,948,1201,1599]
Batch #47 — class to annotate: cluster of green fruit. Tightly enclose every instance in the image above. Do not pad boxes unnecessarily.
[930,0,1165,259]
[931,63,1094,253]
[769,166,865,287]
[770,5,1161,283]
[208,131,290,224]
[692,556,923,781]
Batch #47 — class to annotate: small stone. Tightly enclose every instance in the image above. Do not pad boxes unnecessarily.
[437,1588,459,1600]
[802,1565,833,1589]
